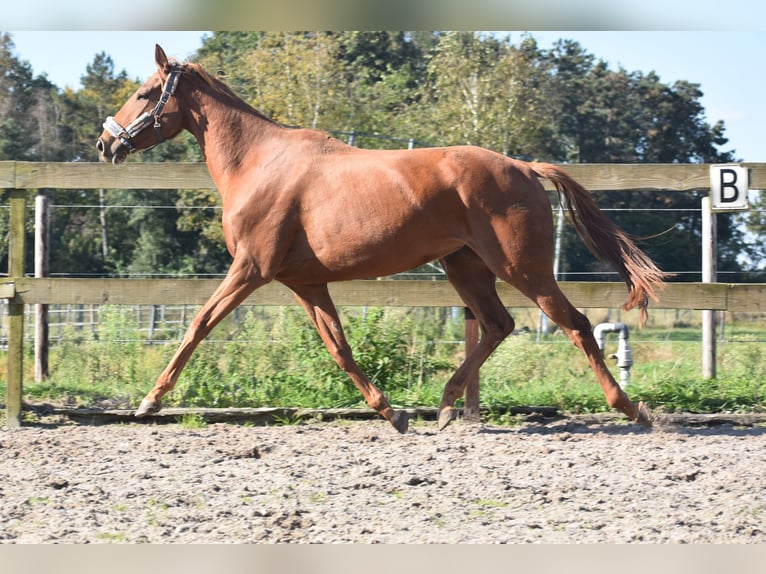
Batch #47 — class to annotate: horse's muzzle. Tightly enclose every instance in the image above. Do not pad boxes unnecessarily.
[96,136,127,165]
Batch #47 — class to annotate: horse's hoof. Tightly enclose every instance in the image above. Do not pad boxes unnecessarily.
[390,410,409,434]
[438,407,456,431]
[635,401,653,427]
[135,398,162,417]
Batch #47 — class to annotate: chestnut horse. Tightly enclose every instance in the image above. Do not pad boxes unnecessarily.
[97,46,666,433]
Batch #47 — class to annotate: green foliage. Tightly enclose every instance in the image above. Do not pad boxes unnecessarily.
[176,412,208,429]
[742,190,766,274]
[480,334,607,413]
[11,307,766,419]
[478,328,766,415]
[23,307,167,406]
[630,338,766,413]
[168,307,458,410]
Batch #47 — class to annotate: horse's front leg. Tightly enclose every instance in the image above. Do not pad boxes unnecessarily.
[135,258,265,417]
[287,283,409,434]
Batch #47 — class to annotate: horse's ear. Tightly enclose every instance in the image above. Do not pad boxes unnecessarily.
[155,44,170,72]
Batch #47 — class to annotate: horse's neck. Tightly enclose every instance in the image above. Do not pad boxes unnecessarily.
[182,88,277,193]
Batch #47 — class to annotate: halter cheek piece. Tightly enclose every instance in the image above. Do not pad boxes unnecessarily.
[102,67,181,153]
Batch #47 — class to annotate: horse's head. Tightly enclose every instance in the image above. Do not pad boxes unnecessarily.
[97,45,185,165]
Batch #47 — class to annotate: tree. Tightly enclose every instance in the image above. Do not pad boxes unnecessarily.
[194,31,262,87]
[56,52,135,162]
[420,32,504,148]
[539,38,741,281]
[0,33,65,272]
[739,192,766,280]
[490,34,560,159]
[331,31,433,141]
[195,31,437,144]
[0,33,55,160]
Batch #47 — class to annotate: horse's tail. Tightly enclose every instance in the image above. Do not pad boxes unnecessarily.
[530,162,669,326]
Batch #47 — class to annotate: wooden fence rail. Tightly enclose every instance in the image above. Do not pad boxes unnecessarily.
[3,161,766,428]
[2,277,763,311]
[3,160,766,191]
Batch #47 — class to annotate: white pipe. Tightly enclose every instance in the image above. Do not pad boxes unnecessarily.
[593,322,633,388]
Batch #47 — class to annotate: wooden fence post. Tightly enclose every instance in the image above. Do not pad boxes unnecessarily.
[6,189,26,428]
[463,307,480,422]
[35,192,49,381]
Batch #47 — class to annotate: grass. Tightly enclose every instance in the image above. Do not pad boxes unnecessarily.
[3,305,766,418]
[94,532,127,542]
[176,413,208,429]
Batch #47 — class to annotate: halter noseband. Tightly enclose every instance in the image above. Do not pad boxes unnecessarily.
[102,67,182,153]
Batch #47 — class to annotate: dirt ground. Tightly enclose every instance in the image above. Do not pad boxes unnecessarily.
[1,414,765,543]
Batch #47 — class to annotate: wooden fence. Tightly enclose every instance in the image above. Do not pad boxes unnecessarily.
[3,161,766,428]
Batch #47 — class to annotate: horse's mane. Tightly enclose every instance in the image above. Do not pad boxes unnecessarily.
[182,62,239,98]
[177,60,279,125]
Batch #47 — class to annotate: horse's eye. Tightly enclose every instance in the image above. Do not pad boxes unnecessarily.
[137,93,149,101]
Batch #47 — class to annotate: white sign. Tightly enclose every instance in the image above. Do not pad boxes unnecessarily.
[710,164,749,212]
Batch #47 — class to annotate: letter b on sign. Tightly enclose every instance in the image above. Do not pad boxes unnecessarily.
[710,164,749,212]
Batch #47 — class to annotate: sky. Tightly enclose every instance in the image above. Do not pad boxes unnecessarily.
[6,29,766,162]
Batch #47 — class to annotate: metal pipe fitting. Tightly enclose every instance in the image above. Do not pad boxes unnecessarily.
[593,322,633,388]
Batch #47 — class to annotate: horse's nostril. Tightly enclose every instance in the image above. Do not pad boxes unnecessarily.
[96,139,104,153]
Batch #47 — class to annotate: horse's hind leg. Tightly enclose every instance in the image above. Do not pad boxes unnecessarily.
[512,276,651,426]
[287,283,409,434]
[438,247,515,430]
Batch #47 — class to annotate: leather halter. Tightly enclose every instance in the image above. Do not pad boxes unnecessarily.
[102,67,182,154]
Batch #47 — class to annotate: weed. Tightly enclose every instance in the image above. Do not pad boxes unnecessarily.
[474,498,509,508]
[177,413,208,429]
[308,492,328,504]
[95,532,127,542]
[272,413,302,426]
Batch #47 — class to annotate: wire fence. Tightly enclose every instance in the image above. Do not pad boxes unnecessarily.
[1,299,764,352]
[29,198,766,282]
